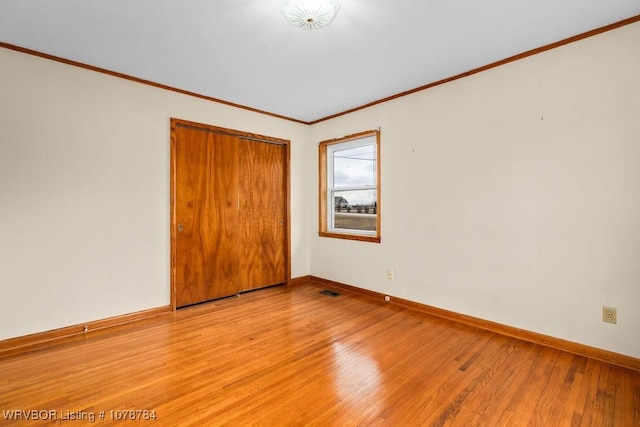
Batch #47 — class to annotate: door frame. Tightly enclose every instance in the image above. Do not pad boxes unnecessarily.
[170,118,291,311]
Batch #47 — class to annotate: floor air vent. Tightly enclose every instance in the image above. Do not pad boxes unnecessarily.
[320,289,340,297]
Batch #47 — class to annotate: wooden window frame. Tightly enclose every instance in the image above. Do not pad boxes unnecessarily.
[318,129,381,243]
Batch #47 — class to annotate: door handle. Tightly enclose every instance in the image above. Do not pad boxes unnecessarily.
[178,223,184,232]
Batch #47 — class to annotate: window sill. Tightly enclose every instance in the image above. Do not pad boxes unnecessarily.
[319,231,381,243]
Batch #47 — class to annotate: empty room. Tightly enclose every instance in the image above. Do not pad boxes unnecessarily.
[1,1,639,425]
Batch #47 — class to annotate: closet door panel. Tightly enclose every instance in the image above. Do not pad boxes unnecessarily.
[174,128,240,307]
[238,140,286,292]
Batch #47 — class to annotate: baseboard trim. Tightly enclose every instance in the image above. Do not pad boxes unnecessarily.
[0,306,172,358]
[310,276,640,372]
[289,275,311,287]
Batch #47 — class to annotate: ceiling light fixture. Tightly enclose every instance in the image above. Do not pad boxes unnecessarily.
[280,0,341,30]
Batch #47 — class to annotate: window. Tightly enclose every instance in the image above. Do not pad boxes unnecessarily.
[319,130,380,242]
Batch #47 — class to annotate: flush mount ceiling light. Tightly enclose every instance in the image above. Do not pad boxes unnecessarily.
[280,0,341,30]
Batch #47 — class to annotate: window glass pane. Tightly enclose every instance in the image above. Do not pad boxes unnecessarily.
[332,189,377,232]
[332,143,376,188]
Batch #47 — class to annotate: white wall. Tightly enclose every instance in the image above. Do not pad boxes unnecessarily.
[310,22,640,358]
[0,48,310,340]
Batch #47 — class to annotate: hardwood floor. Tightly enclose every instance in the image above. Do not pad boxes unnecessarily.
[1,282,638,426]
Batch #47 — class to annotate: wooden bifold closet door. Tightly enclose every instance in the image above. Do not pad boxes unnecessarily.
[171,119,289,308]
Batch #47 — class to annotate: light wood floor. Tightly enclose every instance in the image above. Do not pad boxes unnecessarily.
[1,282,638,426]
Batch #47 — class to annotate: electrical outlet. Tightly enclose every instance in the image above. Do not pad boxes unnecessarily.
[386,269,394,280]
[602,306,617,324]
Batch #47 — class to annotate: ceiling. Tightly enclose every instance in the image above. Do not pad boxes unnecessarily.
[1,1,639,123]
